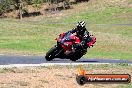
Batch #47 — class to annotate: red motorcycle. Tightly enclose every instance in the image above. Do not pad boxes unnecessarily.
[45,32,96,61]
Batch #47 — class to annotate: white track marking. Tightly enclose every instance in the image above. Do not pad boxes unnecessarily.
[0,63,112,68]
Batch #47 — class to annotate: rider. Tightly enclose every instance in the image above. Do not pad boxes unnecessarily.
[66,21,91,52]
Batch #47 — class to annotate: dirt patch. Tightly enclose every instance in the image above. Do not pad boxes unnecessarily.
[0,65,131,88]
[128,4,132,7]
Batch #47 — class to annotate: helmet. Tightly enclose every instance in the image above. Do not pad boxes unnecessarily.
[77,21,86,29]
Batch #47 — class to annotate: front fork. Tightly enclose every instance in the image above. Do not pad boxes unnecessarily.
[54,43,64,57]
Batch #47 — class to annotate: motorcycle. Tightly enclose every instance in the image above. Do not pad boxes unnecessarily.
[45,32,96,61]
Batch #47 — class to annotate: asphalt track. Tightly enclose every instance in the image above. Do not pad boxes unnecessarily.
[0,55,132,67]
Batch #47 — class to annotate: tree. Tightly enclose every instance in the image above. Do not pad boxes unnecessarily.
[0,0,15,16]
[18,0,23,19]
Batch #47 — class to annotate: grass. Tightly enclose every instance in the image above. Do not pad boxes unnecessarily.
[0,1,132,59]
[59,7,132,24]
[118,84,132,88]
[81,63,131,71]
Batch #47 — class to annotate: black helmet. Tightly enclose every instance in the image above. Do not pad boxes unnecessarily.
[77,21,86,29]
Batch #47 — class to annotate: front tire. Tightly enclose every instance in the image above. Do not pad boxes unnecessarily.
[45,45,58,61]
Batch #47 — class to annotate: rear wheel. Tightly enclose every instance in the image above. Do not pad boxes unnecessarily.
[70,52,83,61]
[45,45,59,61]
[70,49,87,61]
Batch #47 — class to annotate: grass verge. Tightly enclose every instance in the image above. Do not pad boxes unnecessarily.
[0,1,132,59]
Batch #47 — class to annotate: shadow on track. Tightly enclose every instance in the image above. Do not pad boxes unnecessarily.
[76,60,99,63]
[49,58,99,63]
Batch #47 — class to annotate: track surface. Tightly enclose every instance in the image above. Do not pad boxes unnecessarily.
[0,55,132,65]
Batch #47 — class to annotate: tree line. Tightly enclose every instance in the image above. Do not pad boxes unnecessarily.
[0,0,52,15]
[0,0,89,18]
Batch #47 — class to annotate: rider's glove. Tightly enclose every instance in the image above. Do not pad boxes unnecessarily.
[87,37,92,42]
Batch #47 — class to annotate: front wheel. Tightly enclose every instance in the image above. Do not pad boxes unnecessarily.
[45,45,58,61]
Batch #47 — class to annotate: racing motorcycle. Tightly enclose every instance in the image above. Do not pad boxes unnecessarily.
[45,32,96,61]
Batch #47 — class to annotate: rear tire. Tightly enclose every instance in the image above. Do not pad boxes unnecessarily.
[70,52,83,61]
[45,45,58,61]
[70,49,87,61]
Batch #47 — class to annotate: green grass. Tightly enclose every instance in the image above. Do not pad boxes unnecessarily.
[58,7,132,24]
[118,84,132,88]
[0,2,132,60]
